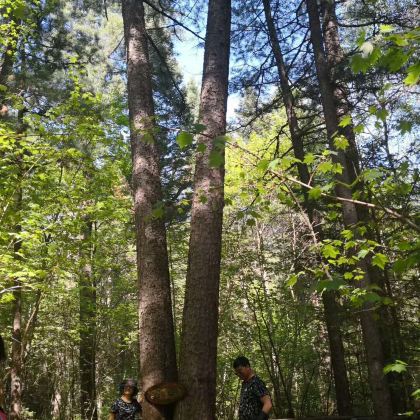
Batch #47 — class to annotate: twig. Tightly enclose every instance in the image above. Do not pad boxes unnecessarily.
[142,0,205,41]
[228,140,420,232]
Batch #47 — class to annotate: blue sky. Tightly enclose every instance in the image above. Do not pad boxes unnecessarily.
[174,33,241,121]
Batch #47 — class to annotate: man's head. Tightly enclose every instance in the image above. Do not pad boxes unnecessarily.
[119,378,139,397]
[233,356,253,381]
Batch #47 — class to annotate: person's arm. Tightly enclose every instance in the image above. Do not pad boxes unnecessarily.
[109,400,118,420]
[257,394,272,419]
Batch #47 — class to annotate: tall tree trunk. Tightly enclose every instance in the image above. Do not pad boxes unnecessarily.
[305,1,393,418]
[79,219,97,420]
[262,0,352,414]
[122,1,177,419]
[10,214,23,420]
[0,335,5,409]
[175,0,231,418]
[320,2,407,411]
[9,111,26,420]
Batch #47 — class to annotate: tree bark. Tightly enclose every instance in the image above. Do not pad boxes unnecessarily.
[122,1,178,419]
[320,2,407,411]
[175,0,231,418]
[9,111,26,420]
[262,0,353,414]
[305,1,393,418]
[10,190,22,420]
[79,219,97,420]
[0,335,5,408]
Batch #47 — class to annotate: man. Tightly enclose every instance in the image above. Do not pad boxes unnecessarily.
[233,356,273,420]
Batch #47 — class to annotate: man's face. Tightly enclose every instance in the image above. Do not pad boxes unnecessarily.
[123,385,134,397]
[234,365,251,381]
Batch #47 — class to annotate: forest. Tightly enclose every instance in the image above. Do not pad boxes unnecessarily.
[0,0,418,419]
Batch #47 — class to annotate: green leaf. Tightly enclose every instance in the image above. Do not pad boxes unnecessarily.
[397,240,412,251]
[338,115,352,128]
[176,131,193,149]
[411,389,420,399]
[322,244,340,259]
[380,24,394,33]
[372,253,389,270]
[383,360,408,374]
[213,135,227,149]
[246,218,256,227]
[344,240,357,250]
[116,115,129,126]
[196,143,206,153]
[376,108,389,122]
[341,229,354,240]
[389,34,409,47]
[316,278,346,292]
[193,123,206,133]
[364,291,382,303]
[287,274,298,287]
[357,249,369,259]
[209,150,224,167]
[356,30,366,47]
[0,292,15,304]
[354,124,365,134]
[151,204,165,219]
[382,297,393,305]
[308,186,322,200]
[304,153,315,165]
[398,120,412,134]
[13,3,26,19]
[318,161,334,173]
[334,136,349,150]
[256,159,269,172]
[268,158,280,170]
[351,48,381,73]
[363,168,383,181]
[404,62,420,85]
[381,48,410,72]
[392,253,418,273]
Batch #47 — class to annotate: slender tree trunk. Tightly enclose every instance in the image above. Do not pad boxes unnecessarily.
[122,1,177,419]
[10,223,22,420]
[262,0,352,414]
[305,1,393,418]
[321,0,406,412]
[0,336,5,409]
[79,219,97,420]
[175,0,231,418]
[9,110,26,420]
